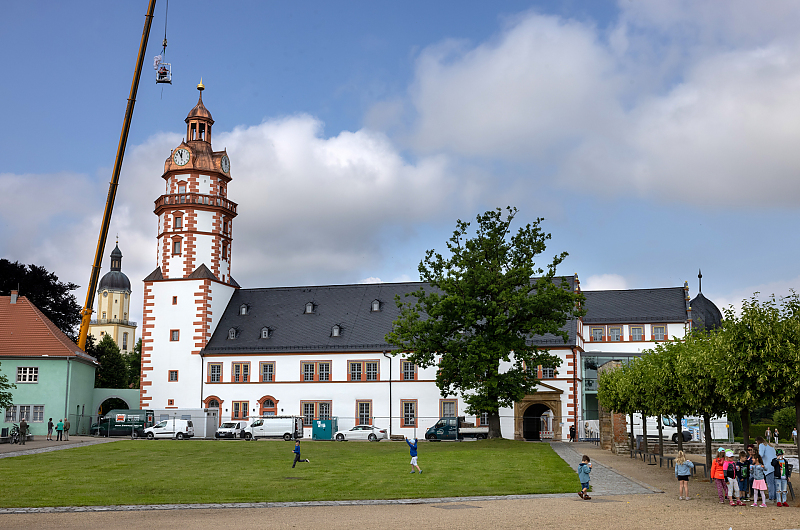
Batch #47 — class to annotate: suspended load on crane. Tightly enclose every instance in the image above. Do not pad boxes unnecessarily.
[154,0,171,84]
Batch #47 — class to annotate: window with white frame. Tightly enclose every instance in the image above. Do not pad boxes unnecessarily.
[228,328,236,339]
[441,400,457,418]
[331,325,340,337]
[209,363,221,383]
[18,405,30,421]
[653,325,666,341]
[318,402,331,420]
[371,299,380,312]
[260,327,270,339]
[260,362,274,382]
[541,366,556,379]
[318,362,330,381]
[609,327,621,341]
[631,326,643,341]
[33,406,44,422]
[401,400,417,427]
[16,367,38,383]
[402,361,416,381]
[240,304,248,315]
[5,406,16,422]
[591,327,603,342]
[357,401,372,425]
[232,363,249,383]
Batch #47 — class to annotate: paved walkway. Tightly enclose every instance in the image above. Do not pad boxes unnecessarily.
[549,442,660,495]
[0,436,119,458]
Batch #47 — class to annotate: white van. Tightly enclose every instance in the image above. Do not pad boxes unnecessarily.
[215,420,248,439]
[144,418,194,440]
[243,416,304,441]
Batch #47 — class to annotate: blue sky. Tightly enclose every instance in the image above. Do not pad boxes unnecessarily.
[3,1,800,327]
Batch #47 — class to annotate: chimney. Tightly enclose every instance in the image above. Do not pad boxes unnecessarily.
[10,290,18,304]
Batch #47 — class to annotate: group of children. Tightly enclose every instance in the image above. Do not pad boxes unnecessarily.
[290,436,424,474]
[709,446,791,507]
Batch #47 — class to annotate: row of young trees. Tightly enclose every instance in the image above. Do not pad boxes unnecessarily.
[598,292,800,471]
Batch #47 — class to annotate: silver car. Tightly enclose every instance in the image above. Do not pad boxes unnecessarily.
[334,425,388,441]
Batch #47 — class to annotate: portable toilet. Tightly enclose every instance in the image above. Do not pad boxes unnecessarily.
[312,417,338,440]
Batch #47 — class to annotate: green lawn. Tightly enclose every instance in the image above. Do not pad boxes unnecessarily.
[0,439,578,507]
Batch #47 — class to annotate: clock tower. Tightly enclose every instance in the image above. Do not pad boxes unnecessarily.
[140,82,239,409]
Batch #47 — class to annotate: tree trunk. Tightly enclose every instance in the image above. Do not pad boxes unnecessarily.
[629,412,635,450]
[657,415,664,456]
[704,413,713,474]
[676,414,684,452]
[641,411,648,453]
[488,411,502,439]
[741,407,751,449]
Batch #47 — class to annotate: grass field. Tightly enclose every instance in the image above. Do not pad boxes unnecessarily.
[0,439,578,507]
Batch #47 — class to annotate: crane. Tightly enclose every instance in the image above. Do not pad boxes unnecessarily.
[77,0,158,351]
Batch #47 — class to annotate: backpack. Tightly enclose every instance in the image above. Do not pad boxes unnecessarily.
[726,462,735,479]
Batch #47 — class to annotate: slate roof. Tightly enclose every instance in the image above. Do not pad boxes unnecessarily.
[582,287,689,324]
[690,292,722,331]
[202,277,581,355]
[0,296,98,364]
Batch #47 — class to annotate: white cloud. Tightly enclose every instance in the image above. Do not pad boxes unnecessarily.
[581,274,629,291]
[385,7,800,206]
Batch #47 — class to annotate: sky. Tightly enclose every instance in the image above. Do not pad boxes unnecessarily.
[3,0,800,329]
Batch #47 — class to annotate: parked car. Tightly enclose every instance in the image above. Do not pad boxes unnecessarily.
[215,420,248,439]
[144,418,194,440]
[334,425,388,441]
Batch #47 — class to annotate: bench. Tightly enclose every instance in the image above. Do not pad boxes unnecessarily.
[660,455,675,468]
[692,462,707,477]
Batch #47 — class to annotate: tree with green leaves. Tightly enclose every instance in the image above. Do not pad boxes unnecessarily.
[0,362,15,410]
[770,291,800,461]
[386,207,584,438]
[676,331,730,472]
[124,338,142,388]
[0,260,81,341]
[597,360,636,448]
[93,334,129,389]
[714,295,783,448]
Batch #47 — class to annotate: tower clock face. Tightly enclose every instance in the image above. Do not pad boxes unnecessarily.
[221,155,230,173]
[173,148,190,166]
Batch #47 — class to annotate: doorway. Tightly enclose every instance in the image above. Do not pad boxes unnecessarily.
[523,403,551,440]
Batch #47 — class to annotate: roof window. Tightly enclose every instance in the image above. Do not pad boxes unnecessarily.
[331,325,341,337]
[305,302,314,314]
[371,299,381,312]
[261,327,271,339]
[239,304,249,316]
[228,328,237,340]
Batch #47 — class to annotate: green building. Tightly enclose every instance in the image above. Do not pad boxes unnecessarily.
[1,291,97,437]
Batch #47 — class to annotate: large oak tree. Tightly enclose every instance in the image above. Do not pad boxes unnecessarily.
[386,207,584,438]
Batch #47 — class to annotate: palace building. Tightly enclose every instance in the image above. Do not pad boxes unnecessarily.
[140,87,715,440]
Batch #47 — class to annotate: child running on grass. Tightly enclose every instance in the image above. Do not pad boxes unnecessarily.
[577,455,592,500]
[674,451,694,500]
[750,454,768,507]
[292,440,309,468]
[406,437,422,474]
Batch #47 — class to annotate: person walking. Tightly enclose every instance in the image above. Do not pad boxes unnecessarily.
[55,419,64,441]
[63,418,70,441]
[19,418,28,445]
[47,418,54,441]
[291,440,309,468]
[793,427,797,444]
[569,424,576,442]
[757,436,777,503]
[578,455,592,500]
[773,428,779,445]
[765,427,772,443]
[674,450,694,500]
[406,436,422,474]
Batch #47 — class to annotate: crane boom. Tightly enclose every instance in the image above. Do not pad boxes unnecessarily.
[78,0,158,351]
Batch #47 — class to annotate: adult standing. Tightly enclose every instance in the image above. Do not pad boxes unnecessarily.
[569,424,576,442]
[757,436,777,503]
[793,427,798,444]
[63,418,70,441]
[55,419,64,441]
[19,418,27,445]
[47,418,54,441]
[765,427,771,443]
[773,428,779,444]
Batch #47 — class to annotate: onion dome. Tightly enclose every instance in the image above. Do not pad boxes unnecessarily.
[98,244,131,293]
[690,270,721,332]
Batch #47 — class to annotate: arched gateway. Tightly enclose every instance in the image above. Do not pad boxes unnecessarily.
[514,383,563,441]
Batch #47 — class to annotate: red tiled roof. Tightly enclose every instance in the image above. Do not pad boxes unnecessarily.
[0,296,97,363]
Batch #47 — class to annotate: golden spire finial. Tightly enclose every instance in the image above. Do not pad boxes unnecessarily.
[197,78,205,91]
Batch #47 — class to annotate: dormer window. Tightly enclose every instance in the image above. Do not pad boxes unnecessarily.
[305,302,314,314]
[239,304,248,316]
[261,327,271,339]
[331,325,341,337]
[371,299,381,312]
[228,328,237,340]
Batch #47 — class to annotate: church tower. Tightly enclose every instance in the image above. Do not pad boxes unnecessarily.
[140,82,239,409]
[88,242,137,353]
